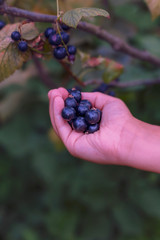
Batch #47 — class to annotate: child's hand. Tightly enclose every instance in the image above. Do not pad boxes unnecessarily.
[48,88,134,165]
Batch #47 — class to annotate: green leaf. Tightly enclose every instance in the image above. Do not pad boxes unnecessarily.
[0,23,35,82]
[62,7,110,28]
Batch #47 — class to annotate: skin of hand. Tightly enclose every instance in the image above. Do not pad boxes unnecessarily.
[48,88,160,173]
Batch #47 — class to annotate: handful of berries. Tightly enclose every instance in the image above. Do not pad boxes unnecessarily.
[62,89,102,133]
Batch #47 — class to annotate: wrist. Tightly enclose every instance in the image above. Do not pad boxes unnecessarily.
[119,117,160,172]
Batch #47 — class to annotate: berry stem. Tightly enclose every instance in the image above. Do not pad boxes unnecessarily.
[56,0,60,18]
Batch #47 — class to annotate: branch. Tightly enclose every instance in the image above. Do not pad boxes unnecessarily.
[85,78,160,89]
[1,5,160,67]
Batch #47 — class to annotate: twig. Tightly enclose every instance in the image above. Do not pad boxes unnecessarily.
[0,5,160,67]
[85,78,160,89]
[59,61,85,87]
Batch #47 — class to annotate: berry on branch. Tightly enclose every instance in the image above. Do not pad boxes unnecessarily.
[44,27,56,38]
[11,31,21,41]
[0,20,5,30]
[18,41,28,52]
[53,47,67,60]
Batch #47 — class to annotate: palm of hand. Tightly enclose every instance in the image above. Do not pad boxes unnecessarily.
[49,88,132,164]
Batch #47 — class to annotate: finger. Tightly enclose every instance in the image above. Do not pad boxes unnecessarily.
[48,88,69,136]
[53,96,72,144]
[49,91,59,137]
[81,92,114,110]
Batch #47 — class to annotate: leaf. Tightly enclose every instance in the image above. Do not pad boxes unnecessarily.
[0,23,39,82]
[21,22,39,40]
[145,0,160,19]
[62,7,110,28]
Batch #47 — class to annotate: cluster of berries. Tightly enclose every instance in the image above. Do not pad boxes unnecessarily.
[11,31,28,52]
[44,23,77,62]
[62,89,102,133]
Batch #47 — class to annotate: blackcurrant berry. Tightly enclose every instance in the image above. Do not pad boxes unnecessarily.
[18,41,28,52]
[72,117,88,133]
[53,47,67,60]
[61,23,70,31]
[44,27,56,38]
[85,109,101,125]
[11,31,21,41]
[60,32,70,44]
[65,97,78,109]
[92,83,109,93]
[68,45,77,55]
[62,107,76,121]
[108,91,116,97]
[49,33,61,46]
[0,20,5,30]
[68,55,75,63]
[87,123,99,133]
[79,100,92,109]
[77,104,90,116]
[70,90,81,103]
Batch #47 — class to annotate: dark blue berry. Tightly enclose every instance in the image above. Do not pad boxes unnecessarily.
[65,97,78,109]
[96,109,102,122]
[67,89,72,94]
[11,31,21,41]
[79,100,92,109]
[70,90,81,103]
[108,91,116,97]
[61,23,70,31]
[87,123,99,133]
[49,33,61,46]
[72,117,88,133]
[0,20,5,30]
[60,32,70,44]
[68,45,77,55]
[77,104,90,116]
[18,41,28,52]
[53,47,67,60]
[85,109,101,125]
[44,27,56,38]
[68,55,75,63]
[62,107,76,121]
[92,83,109,93]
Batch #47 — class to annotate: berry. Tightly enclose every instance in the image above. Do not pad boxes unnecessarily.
[92,83,109,93]
[79,100,92,109]
[18,41,28,52]
[44,27,56,38]
[68,55,75,63]
[61,23,70,31]
[11,31,21,41]
[0,20,5,30]
[77,104,90,116]
[70,90,81,103]
[68,45,77,55]
[96,109,102,122]
[72,117,88,133]
[65,97,78,109]
[60,32,70,44]
[108,91,116,97]
[87,123,99,134]
[49,33,61,46]
[62,107,76,121]
[53,47,67,60]
[67,89,72,94]
[85,109,101,125]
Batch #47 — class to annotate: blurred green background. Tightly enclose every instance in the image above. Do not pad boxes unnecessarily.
[1,0,160,239]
